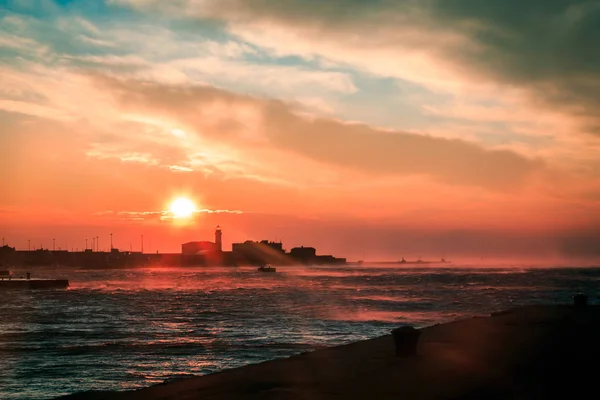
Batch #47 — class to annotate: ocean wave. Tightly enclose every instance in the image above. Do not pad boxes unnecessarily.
[2,265,599,399]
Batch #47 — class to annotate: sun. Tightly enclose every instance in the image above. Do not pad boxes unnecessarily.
[169,197,196,218]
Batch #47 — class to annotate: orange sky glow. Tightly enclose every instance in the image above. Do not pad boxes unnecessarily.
[1,1,600,261]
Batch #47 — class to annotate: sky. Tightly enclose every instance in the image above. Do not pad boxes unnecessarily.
[1,0,600,260]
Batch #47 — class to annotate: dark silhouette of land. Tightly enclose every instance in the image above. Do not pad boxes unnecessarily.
[0,227,346,268]
[380,257,451,265]
[56,303,600,399]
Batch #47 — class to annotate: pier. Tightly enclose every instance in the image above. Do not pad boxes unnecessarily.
[0,271,69,289]
[0,277,69,289]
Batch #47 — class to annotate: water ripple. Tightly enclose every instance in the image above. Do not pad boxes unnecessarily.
[1,264,598,399]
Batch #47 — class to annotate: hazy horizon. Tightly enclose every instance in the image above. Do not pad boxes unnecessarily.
[2,1,600,261]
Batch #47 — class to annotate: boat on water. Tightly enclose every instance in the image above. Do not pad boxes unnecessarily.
[0,271,69,289]
[257,265,277,273]
[398,257,450,265]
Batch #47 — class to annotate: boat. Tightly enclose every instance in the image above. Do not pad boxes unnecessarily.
[257,265,277,273]
[396,257,450,265]
[0,271,69,289]
[399,257,424,264]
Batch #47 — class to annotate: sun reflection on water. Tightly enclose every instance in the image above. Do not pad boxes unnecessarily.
[1,264,599,399]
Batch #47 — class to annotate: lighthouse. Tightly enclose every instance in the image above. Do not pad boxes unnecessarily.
[215,226,222,252]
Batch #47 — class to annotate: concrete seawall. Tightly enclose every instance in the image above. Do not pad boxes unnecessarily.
[57,304,600,399]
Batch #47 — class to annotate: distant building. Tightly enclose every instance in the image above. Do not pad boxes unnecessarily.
[314,255,346,265]
[232,240,286,265]
[182,226,223,255]
[290,246,316,260]
[232,240,284,254]
[289,246,345,265]
[215,226,222,252]
[0,245,15,256]
[181,226,224,266]
[0,245,16,266]
[182,241,219,255]
[1,228,347,269]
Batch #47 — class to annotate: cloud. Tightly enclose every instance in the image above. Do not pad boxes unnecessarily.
[263,105,543,188]
[169,165,194,172]
[113,0,600,135]
[428,0,600,130]
[97,75,543,189]
[2,1,599,256]
[94,208,244,222]
[0,7,359,127]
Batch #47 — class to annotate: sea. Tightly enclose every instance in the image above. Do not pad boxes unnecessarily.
[1,263,598,399]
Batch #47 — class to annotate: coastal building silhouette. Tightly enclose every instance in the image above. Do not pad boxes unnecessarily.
[290,246,316,260]
[0,245,16,267]
[182,226,223,255]
[181,226,225,265]
[289,246,345,265]
[2,227,345,268]
[231,240,285,265]
[215,226,222,252]
[181,241,219,255]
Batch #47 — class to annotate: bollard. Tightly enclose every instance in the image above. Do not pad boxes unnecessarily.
[391,326,421,357]
[26,272,31,280]
[573,293,587,307]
